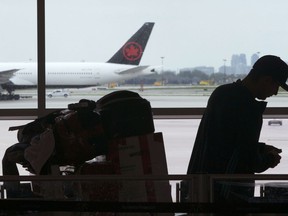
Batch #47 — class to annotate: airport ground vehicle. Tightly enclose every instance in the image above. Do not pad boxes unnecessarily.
[46,89,70,98]
[268,119,282,126]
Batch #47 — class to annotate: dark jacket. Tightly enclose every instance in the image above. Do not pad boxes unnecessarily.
[187,80,272,201]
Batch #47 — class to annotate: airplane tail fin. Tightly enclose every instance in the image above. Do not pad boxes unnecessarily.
[107,22,155,65]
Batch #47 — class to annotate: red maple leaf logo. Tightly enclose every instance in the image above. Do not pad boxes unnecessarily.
[125,45,139,58]
[123,42,142,61]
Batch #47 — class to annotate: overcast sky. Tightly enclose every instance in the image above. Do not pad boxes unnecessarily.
[1,0,288,71]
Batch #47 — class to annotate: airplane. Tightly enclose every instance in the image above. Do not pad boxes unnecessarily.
[0,22,156,100]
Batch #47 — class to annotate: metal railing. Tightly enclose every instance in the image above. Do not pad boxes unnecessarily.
[0,174,288,214]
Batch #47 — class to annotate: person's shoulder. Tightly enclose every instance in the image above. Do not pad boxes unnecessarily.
[210,80,250,103]
[213,81,242,95]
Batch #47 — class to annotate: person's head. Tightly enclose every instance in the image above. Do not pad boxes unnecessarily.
[246,55,288,100]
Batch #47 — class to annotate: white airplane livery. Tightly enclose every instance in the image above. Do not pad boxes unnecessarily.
[0,22,156,100]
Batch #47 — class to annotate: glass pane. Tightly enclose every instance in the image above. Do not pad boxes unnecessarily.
[0,0,37,108]
[45,0,288,109]
[155,118,288,175]
[0,118,286,175]
[1,118,288,206]
[0,120,31,175]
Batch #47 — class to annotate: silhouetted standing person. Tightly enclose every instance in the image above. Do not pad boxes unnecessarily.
[187,55,287,205]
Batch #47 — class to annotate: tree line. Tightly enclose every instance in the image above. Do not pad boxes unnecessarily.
[123,69,247,86]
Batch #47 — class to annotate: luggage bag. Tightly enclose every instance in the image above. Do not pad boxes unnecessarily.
[96,90,155,138]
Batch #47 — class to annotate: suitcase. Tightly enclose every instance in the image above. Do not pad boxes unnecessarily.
[96,90,154,138]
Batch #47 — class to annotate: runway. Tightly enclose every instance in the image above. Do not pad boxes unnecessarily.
[2,86,288,109]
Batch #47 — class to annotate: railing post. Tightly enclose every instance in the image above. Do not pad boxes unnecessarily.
[188,174,210,203]
[187,174,211,216]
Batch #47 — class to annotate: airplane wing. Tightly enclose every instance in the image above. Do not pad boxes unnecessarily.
[116,65,150,75]
[0,69,20,84]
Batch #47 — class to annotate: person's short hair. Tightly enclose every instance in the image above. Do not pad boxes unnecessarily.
[251,55,288,91]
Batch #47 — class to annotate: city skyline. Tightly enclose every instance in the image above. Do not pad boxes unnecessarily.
[175,53,260,75]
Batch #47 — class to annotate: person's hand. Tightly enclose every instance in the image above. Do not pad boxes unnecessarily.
[265,144,282,154]
[265,145,282,168]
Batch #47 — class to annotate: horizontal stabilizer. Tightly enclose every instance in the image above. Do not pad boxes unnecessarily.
[116,65,150,75]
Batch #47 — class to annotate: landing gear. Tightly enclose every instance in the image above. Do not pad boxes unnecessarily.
[0,84,20,100]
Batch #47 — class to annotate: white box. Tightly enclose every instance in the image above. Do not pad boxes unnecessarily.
[107,132,172,203]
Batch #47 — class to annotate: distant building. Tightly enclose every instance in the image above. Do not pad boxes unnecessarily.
[251,53,260,66]
[218,65,233,74]
[219,53,257,75]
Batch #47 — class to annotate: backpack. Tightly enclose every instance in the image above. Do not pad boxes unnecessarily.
[96,90,155,138]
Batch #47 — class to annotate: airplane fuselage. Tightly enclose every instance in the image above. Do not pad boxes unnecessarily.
[0,62,153,87]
